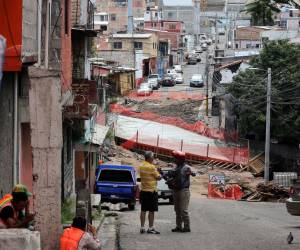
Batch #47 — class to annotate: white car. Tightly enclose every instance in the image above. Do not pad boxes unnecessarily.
[175,73,184,84]
[137,83,153,96]
[190,74,204,87]
[148,74,161,89]
[173,65,183,73]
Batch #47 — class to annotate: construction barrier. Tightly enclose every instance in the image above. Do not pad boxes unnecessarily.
[208,183,244,200]
[110,104,239,141]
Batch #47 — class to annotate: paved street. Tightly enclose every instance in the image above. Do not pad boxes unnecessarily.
[156,51,207,94]
[118,197,300,250]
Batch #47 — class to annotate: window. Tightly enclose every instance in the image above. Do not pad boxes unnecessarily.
[169,24,176,30]
[168,12,173,18]
[246,44,251,48]
[235,43,238,49]
[98,170,133,182]
[113,42,122,49]
[255,44,260,48]
[134,42,143,49]
[110,13,116,21]
[64,0,69,34]
[100,15,108,21]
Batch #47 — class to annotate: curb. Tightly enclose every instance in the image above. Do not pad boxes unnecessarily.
[97,212,119,250]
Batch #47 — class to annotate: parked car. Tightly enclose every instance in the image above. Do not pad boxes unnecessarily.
[173,64,183,73]
[137,83,153,96]
[195,53,202,62]
[201,43,208,51]
[95,164,138,210]
[190,74,204,87]
[161,76,175,87]
[157,168,174,204]
[148,78,160,90]
[167,68,177,74]
[286,179,300,216]
[148,74,161,89]
[175,73,184,84]
[187,57,197,65]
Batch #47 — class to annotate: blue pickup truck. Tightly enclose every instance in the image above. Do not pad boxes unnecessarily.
[94,164,138,210]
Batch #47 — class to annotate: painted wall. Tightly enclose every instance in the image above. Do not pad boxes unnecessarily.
[109,35,158,58]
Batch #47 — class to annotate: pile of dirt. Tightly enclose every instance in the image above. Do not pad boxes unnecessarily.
[126,98,202,124]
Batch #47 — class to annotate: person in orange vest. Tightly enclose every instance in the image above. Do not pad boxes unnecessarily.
[60,216,101,250]
[0,184,35,229]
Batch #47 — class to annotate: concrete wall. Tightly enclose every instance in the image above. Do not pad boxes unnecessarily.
[22,0,38,62]
[0,73,14,196]
[161,5,199,36]
[0,229,41,250]
[28,67,62,250]
[96,0,146,33]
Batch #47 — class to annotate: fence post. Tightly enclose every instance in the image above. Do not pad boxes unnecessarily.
[180,139,183,151]
[206,144,209,158]
[233,148,236,163]
[135,130,139,150]
[156,135,160,157]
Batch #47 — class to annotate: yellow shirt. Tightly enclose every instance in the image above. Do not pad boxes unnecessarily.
[139,161,160,192]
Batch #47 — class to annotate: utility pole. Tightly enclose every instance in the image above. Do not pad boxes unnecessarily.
[205,51,209,116]
[265,68,271,184]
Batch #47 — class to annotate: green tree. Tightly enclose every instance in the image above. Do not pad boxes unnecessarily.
[244,0,295,26]
[227,40,300,145]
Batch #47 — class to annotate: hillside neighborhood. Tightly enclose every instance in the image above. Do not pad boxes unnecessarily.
[0,0,300,249]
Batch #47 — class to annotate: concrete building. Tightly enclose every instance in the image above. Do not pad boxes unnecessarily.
[235,26,299,49]
[95,0,146,33]
[99,33,158,84]
[159,0,200,42]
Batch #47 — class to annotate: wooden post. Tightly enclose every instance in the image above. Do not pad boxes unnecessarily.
[233,148,236,163]
[156,135,160,157]
[206,144,209,158]
[135,130,139,150]
[180,139,183,151]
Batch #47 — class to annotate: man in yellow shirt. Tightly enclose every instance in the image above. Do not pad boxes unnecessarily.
[139,151,161,234]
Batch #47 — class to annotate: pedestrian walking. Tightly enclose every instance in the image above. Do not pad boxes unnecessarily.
[139,151,161,234]
[60,216,101,250]
[169,151,195,233]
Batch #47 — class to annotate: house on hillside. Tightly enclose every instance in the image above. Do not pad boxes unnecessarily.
[159,0,200,43]
[98,33,158,84]
[95,0,146,33]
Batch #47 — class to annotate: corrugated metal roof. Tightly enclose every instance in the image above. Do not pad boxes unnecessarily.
[162,0,193,6]
[112,33,152,38]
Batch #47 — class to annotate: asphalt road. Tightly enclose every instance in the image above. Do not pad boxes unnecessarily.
[118,197,300,250]
[156,52,207,94]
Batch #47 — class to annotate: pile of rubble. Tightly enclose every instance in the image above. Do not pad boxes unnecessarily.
[241,182,290,202]
[125,98,202,123]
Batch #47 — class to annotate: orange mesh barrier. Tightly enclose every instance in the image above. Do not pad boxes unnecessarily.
[110,104,238,141]
[118,134,249,165]
[208,183,244,200]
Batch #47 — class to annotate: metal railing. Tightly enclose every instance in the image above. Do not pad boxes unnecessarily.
[87,0,95,30]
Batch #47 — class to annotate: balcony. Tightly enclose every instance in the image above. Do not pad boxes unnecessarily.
[72,0,98,36]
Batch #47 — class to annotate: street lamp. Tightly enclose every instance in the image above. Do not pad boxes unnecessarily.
[248,67,271,185]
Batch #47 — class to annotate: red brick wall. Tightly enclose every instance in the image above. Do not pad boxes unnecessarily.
[61,0,72,93]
